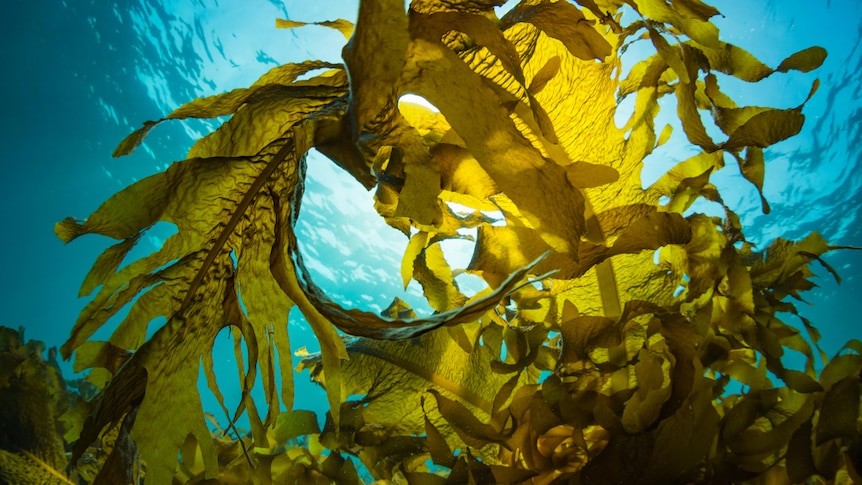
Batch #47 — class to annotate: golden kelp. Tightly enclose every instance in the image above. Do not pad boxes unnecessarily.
[55,0,860,483]
[0,327,78,484]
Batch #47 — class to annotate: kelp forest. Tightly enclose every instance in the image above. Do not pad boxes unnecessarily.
[2,0,861,483]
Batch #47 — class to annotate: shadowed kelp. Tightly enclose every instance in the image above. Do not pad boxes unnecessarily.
[54,0,860,483]
[0,327,78,484]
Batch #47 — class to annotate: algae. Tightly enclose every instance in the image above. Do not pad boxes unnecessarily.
[50,0,861,483]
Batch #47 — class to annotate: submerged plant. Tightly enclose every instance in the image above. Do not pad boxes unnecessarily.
[0,326,78,484]
[54,0,860,483]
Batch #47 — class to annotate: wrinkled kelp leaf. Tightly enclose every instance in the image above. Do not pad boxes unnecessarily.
[298,328,536,476]
[57,0,861,483]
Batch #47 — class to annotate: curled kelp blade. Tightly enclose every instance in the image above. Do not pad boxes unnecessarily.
[288,225,556,339]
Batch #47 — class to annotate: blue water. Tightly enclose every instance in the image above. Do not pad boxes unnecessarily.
[2,0,860,431]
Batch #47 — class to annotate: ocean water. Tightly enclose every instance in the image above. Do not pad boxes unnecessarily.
[2,0,860,462]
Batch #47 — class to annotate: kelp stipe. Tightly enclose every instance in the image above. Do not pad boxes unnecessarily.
[55,0,861,483]
[0,326,81,484]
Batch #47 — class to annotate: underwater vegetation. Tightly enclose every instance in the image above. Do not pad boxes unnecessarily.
[16,0,859,483]
[0,326,71,484]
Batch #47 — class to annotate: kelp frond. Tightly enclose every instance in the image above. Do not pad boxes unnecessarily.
[54,0,861,484]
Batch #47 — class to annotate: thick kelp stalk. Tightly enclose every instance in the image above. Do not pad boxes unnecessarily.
[0,327,79,484]
[54,0,861,483]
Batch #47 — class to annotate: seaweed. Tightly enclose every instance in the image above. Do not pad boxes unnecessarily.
[0,326,78,484]
[53,0,861,483]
